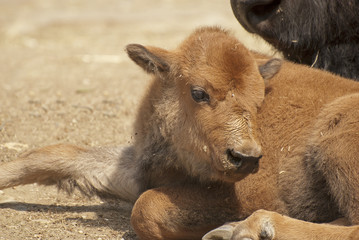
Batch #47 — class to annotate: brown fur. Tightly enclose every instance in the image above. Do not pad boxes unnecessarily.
[204,210,359,240]
[1,27,359,239]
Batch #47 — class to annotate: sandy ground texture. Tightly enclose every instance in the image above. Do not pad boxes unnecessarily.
[0,1,276,239]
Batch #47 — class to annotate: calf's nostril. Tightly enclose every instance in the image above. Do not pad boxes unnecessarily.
[226,149,243,167]
[226,149,263,169]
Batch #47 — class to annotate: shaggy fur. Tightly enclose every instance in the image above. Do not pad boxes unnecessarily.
[231,0,359,80]
[1,27,359,239]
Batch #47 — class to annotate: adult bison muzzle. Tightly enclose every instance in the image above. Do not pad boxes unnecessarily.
[231,0,359,80]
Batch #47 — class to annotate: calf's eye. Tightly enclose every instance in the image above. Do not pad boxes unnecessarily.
[191,87,210,103]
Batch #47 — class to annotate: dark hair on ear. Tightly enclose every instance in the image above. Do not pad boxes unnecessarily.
[259,58,282,80]
[126,44,170,74]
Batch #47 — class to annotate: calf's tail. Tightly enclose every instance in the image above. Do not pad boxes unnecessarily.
[0,144,142,203]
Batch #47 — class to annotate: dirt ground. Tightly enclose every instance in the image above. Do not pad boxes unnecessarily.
[0,1,275,239]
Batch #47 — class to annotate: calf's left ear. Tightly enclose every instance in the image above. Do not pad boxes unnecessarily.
[258,58,282,80]
[126,44,170,76]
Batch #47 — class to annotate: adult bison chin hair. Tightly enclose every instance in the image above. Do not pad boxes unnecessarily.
[231,0,359,80]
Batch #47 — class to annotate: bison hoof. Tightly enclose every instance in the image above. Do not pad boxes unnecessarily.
[202,224,234,240]
[202,210,275,240]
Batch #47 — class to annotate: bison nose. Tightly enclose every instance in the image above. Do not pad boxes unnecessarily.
[226,149,262,174]
[230,0,281,32]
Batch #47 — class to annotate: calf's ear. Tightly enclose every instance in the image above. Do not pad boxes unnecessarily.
[258,58,282,80]
[126,44,170,76]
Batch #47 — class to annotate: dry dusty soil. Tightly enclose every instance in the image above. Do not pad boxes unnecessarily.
[0,1,276,239]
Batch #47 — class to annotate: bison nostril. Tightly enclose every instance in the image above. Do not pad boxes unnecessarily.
[226,149,262,169]
[227,149,244,167]
[231,0,281,32]
[250,0,281,19]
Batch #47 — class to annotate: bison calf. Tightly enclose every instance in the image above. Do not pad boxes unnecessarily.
[0,27,279,239]
[1,27,359,240]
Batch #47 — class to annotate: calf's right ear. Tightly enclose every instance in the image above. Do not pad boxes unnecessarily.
[126,44,170,76]
[258,58,282,80]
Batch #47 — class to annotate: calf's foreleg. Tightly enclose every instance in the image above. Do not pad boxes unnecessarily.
[131,182,241,240]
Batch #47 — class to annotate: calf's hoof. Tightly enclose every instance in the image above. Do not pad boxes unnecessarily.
[202,209,275,240]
